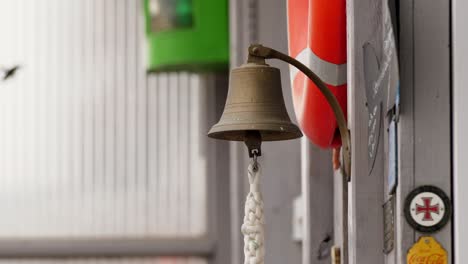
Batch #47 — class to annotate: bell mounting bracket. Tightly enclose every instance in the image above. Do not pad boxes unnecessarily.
[247,44,352,181]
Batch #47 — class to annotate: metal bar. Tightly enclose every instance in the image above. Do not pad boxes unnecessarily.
[211,73,232,264]
[341,171,348,264]
[453,0,468,262]
[396,1,416,260]
[228,1,249,262]
[302,139,335,264]
[413,0,452,260]
[0,238,215,258]
[301,138,311,264]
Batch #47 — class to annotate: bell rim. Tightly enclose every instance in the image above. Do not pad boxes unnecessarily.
[207,123,303,141]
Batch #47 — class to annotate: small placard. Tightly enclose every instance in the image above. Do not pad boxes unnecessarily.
[407,236,447,264]
[383,196,395,254]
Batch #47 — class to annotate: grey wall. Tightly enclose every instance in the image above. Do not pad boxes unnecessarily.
[453,0,468,262]
[347,0,452,263]
[399,0,452,262]
[347,1,385,262]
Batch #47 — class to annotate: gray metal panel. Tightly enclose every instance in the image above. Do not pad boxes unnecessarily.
[395,0,416,262]
[347,0,385,263]
[453,0,468,261]
[413,0,452,261]
[305,140,334,264]
[348,0,453,263]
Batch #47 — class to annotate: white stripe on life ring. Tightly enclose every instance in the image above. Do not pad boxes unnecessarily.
[289,48,347,87]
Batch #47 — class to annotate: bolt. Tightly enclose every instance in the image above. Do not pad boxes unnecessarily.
[252,46,259,54]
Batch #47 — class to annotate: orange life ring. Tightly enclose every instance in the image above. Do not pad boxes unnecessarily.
[287,0,347,149]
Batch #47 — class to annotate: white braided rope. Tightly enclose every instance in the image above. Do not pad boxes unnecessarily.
[241,161,265,264]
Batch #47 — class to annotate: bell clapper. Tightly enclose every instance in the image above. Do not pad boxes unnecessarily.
[244,130,262,159]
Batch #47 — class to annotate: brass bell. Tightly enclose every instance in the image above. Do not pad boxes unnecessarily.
[208,61,303,147]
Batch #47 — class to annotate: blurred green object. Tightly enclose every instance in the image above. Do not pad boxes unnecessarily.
[144,0,229,71]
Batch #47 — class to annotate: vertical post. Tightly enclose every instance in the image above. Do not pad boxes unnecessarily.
[210,74,232,264]
[413,0,452,260]
[228,0,249,262]
[346,0,385,263]
[303,137,334,264]
[301,138,311,264]
[333,168,347,264]
[396,0,416,262]
[453,0,468,261]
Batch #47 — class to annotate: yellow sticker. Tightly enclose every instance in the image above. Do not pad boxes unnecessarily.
[407,236,447,264]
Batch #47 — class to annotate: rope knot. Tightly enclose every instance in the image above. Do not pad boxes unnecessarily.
[242,161,265,264]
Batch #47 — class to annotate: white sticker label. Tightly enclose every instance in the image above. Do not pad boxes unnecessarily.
[409,192,445,227]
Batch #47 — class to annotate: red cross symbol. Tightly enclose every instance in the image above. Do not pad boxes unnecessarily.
[415,197,440,221]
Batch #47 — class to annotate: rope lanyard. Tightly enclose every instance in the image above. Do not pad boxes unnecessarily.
[241,157,265,264]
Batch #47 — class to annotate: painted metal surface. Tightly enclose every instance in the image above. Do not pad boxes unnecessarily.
[412,0,452,261]
[348,0,452,262]
[347,0,385,262]
[453,0,468,262]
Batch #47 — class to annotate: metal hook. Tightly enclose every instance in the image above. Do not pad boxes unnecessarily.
[252,149,259,172]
